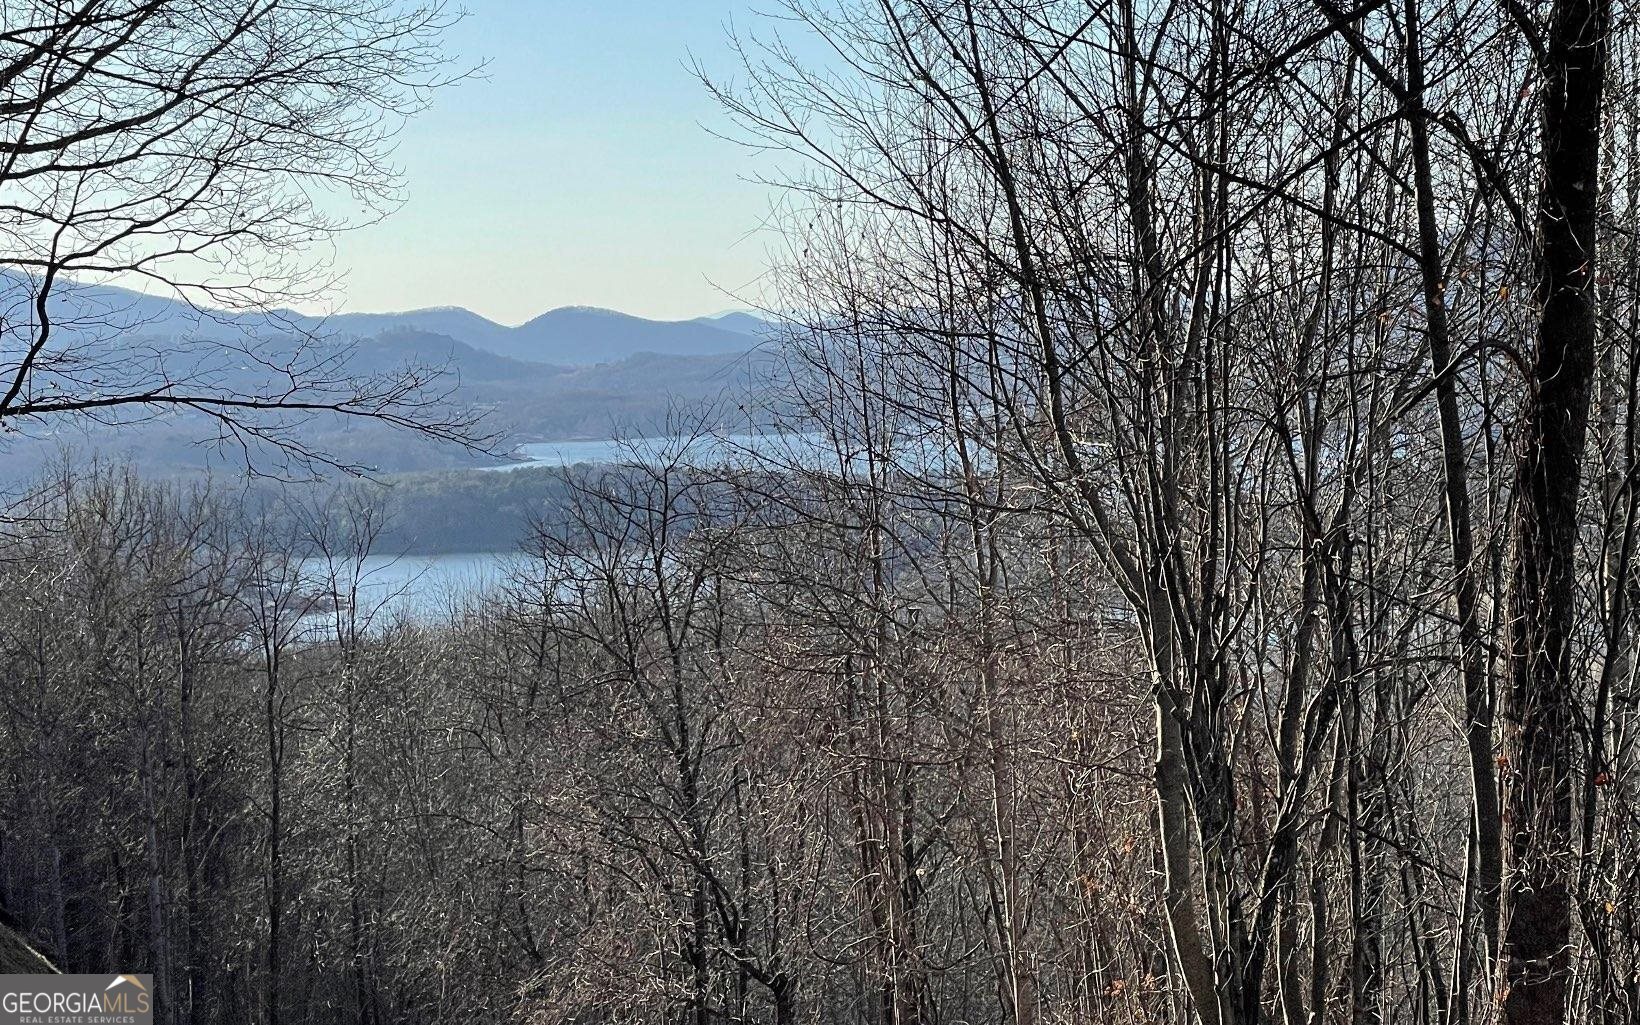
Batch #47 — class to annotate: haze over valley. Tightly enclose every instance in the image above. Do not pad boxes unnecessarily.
[1,274,788,553]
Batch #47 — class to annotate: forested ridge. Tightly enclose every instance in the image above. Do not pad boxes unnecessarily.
[3,0,1640,1024]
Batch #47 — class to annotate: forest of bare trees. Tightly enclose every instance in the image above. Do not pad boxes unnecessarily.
[4,0,1640,1024]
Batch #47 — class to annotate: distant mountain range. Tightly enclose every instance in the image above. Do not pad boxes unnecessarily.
[0,272,790,483]
[1,272,775,366]
[312,305,773,364]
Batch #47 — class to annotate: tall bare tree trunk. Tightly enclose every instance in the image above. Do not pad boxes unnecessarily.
[1503,0,1611,1020]
[1400,0,1504,978]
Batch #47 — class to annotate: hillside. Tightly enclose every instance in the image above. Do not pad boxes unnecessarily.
[0,325,774,484]
[302,303,764,363]
[0,272,782,482]
[1,272,772,366]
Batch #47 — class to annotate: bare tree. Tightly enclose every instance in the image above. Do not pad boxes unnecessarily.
[0,0,483,471]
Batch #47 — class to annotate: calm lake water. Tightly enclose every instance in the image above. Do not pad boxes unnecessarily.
[484,429,971,478]
[482,432,828,472]
[331,428,964,621]
[298,552,513,623]
[303,436,791,620]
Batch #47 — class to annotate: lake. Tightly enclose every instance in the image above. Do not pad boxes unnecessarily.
[338,427,969,621]
[298,551,513,623]
[307,435,810,620]
[483,432,827,472]
[483,429,970,477]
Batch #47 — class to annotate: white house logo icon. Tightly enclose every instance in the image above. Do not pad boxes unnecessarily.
[105,976,147,993]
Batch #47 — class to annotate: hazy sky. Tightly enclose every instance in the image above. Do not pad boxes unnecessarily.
[324,2,780,326]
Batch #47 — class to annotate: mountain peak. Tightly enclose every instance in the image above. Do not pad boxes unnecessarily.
[4,274,765,366]
[353,304,477,316]
[500,306,750,363]
[545,304,627,316]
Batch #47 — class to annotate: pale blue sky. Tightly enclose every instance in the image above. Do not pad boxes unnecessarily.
[326,2,781,325]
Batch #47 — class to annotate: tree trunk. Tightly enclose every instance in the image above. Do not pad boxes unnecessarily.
[1502,0,1610,1020]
